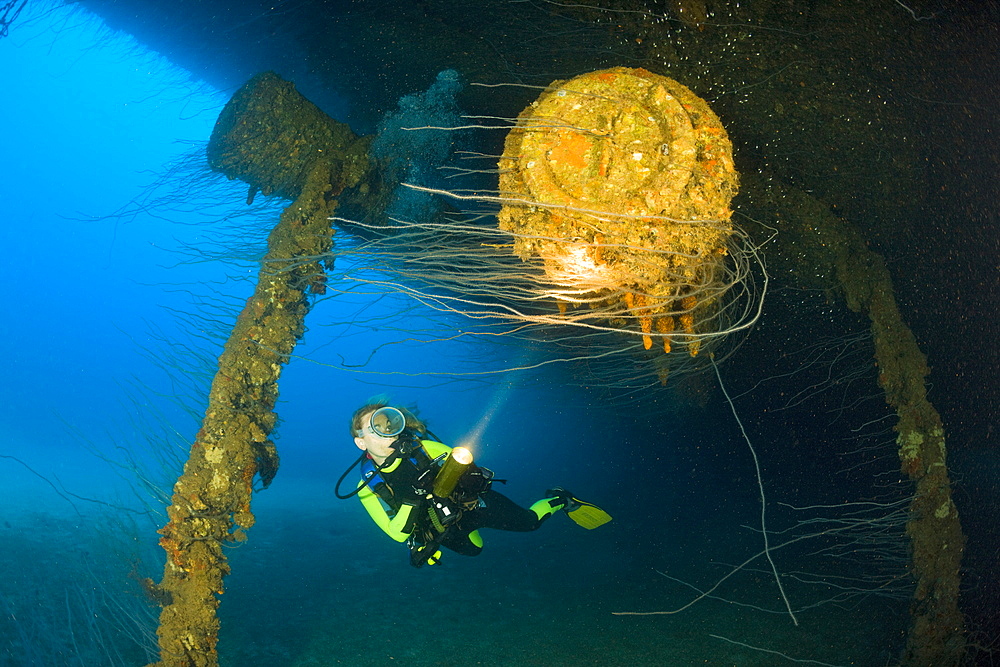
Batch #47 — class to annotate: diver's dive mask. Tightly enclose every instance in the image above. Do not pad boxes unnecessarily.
[367,406,406,438]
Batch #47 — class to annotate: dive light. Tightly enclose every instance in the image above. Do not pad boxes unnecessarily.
[432,447,474,498]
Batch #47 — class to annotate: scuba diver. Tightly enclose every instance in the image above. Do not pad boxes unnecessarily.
[336,400,612,567]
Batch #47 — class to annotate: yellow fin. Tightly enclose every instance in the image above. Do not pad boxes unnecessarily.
[566,500,612,529]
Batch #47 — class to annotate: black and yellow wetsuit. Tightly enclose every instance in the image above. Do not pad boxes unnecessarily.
[357,439,568,558]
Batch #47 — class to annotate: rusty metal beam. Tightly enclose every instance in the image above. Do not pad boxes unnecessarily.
[147,72,369,667]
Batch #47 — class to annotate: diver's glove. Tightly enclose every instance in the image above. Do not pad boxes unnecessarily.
[408,536,443,567]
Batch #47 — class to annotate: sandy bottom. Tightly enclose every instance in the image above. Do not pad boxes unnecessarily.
[216,489,907,666]
[0,477,907,666]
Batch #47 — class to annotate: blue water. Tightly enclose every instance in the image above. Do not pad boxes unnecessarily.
[2,1,997,665]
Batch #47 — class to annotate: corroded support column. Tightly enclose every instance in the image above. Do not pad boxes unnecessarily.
[754,177,966,666]
[148,73,369,667]
[837,234,966,667]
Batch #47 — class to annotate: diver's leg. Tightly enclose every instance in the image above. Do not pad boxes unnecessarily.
[440,525,483,556]
[476,489,563,532]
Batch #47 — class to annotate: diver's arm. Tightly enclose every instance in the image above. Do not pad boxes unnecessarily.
[356,442,450,543]
[420,440,452,458]
[357,483,419,543]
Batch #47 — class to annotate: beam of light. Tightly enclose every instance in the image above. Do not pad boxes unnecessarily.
[455,366,522,451]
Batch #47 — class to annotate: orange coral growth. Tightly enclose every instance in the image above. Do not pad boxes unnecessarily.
[158,530,186,570]
[548,128,591,171]
[656,315,675,354]
[680,295,699,356]
[680,295,697,334]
